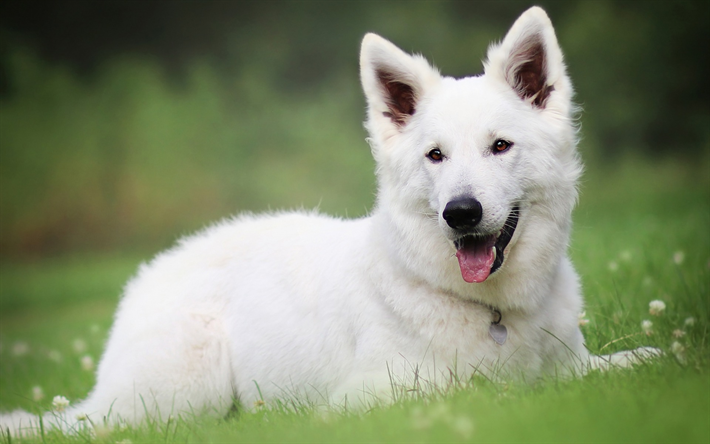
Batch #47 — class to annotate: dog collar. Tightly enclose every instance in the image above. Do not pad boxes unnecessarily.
[489,308,508,345]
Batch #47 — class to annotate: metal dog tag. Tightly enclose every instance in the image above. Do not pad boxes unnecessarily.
[489,323,508,345]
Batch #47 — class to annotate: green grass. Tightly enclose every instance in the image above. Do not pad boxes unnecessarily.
[1,157,708,443]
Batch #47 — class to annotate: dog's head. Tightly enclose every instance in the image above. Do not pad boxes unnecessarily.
[361,7,581,287]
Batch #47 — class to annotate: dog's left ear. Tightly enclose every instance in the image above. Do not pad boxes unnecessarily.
[485,7,570,111]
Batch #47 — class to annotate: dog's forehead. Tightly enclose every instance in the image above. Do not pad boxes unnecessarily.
[428,76,511,116]
[420,76,527,136]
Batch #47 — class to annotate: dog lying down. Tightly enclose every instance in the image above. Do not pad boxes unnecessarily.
[1,6,659,436]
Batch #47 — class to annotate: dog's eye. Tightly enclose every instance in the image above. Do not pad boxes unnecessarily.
[492,139,512,154]
[427,148,443,162]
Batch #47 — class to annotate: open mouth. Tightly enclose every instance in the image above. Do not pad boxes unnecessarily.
[453,206,520,283]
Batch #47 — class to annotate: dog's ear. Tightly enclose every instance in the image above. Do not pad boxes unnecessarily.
[360,34,441,131]
[484,7,570,111]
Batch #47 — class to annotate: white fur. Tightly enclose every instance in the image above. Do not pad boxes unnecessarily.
[1,7,658,436]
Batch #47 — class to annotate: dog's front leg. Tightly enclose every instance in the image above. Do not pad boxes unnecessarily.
[588,346,663,371]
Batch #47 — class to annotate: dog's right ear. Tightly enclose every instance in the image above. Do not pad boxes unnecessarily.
[360,34,441,132]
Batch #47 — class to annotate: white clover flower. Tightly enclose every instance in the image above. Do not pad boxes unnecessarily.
[428,403,451,419]
[72,339,87,354]
[670,341,685,355]
[94,424,111,439]
[607,261,619,272]
[649,300,666,316]
[32,386,44,401]
[672,329,686,338]
[612,311,623,325]
[75,413,87,421]
[12,341,29,356]
[80,355,95,371]
[619,250,632,262]
[671,341,687,364]
[410,406,432,431]
[451,415,474,439]
[641,320,653,335]
[578,311,590,327]
[684,317,696,327]
[52,395,70,412]
[673,251,685,265]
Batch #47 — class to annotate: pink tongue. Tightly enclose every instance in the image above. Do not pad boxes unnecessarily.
[455,238,496,283]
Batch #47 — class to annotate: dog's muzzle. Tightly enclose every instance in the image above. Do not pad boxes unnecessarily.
[444,200,520,283]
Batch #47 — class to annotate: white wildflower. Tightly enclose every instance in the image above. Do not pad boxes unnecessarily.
[80,355,95,371]
[649,300,666,316]
[318,410,338,424]
[684,317,696,327]
[670,341,685,355]
[451,415,474,439]
[608,261,619,272]
[94,425,111,439]
[641,320,653,335]
[410,406,432,431]
[672,329,686,338]
[428,403,451,420]
[612,311,623,325]
[578,311,590,327]
[12,341,29,356]
[670,341,687,364]
[52,395,70,412]
[673,251,685,265]
[72,339,87,354]
[75,412,87,421]
[32,386,44,401]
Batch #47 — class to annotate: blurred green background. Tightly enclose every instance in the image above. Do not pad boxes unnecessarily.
[1,0,708,259]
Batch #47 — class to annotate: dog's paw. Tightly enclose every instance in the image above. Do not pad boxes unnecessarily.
[590,346,663,371]
[631,346,664,360]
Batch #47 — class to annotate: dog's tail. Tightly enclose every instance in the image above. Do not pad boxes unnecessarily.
[0,409,44,438]
[0,404,96,438]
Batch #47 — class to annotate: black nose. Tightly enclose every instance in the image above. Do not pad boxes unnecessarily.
[443,197,483,231]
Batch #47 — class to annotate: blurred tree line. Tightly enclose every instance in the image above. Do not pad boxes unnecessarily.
[0,0,708,258]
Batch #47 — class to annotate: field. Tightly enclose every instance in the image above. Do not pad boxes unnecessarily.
[1,1,708,442]
[0,155,708,443]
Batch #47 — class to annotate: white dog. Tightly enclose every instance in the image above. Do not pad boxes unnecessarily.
[2,7,656,435]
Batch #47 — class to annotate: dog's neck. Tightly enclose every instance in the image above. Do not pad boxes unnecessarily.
[368,202,567,314]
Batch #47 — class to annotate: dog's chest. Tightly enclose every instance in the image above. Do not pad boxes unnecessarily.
[385,291,515,358]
